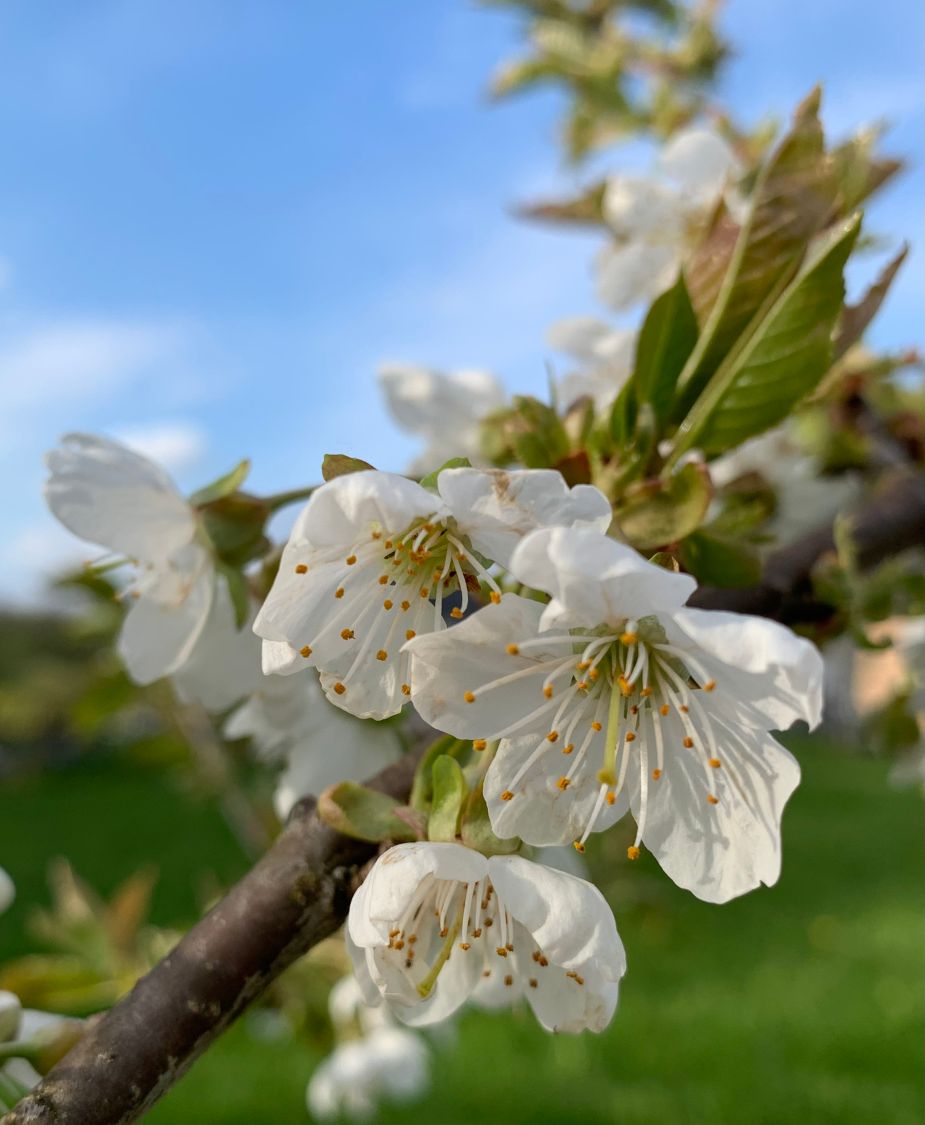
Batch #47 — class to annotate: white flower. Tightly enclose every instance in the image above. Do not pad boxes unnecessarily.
[45,433,213,685]
[307,1026,430,1122]
[347,842,625,1033]
[406,527,823,903]
[327,974,393,1037]
[0,868,13,914]
[253,468,611,720]
[597,125,742,311]
[547,317,637,413]
[378,363,506,475]
[224,672,402,819]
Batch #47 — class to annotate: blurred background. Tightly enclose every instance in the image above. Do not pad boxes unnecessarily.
[1,2,922,1122]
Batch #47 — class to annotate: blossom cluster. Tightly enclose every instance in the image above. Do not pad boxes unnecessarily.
[42,430,822,1050]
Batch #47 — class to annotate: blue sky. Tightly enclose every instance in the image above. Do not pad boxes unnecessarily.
[0,0,921,602]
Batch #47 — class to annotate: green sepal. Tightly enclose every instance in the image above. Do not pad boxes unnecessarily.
[679,529,762,588]
[409,735,467,813]
[419,457,472,491]
[616,462,713,550]
[316,781,420,844]
[198,494,271,567]
[459,781,521,856]
[427,755,468,843]
[189,459,251,508]
[321,454,376,482]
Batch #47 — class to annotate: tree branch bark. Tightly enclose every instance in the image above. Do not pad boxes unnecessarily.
[6,469,924,1125]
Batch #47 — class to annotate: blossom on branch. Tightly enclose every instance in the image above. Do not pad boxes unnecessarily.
[253,468,611,719]
[378,363,506,474]
[597,125,742,311]
[407,527,823,903]
[45,434,215,686]
[347,842,626,1033]
[546,316,637,412]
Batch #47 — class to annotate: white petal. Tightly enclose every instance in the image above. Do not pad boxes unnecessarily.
[0,989,21,1039]
[510,527,696,631]
[635,722,800,903]
[378,364,504,441]
[300,471,443,550]
[405,594,556,739]
[439,468,611,569]
[602,176,684,240]
[171,582,262,711]
[596,241,680,311]
[45,432,195,563]
[484,732,629,845]
[669,607,824,730]
[117,557,214,684]
[657,125,740,197]
[0,868,14,915]
[546,316,618,361]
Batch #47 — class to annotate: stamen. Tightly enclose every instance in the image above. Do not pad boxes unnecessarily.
[295,563,308,574]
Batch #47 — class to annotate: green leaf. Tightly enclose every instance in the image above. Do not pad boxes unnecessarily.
[674,213,861,457]
[409,735,466,812]
[321,454,376,482]
[675,88,837,418]
[679,529,762,588]
[833,244,908,361]
[459,782,521,856]
[617,462,712,550]
[189,459,251,507]
[316,781,419,844]
[219,565,251,629]
[427,755,468,842]
[419,457,472,490]
[632,272,699,430]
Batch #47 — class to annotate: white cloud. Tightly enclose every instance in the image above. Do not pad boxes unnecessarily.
[112,420,207,475]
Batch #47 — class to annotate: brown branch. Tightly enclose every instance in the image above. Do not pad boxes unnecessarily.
[7,469,925,1125]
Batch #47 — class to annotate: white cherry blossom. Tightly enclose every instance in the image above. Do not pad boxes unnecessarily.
[406,527,823,903]
[378,363,506,474]
[224,671,402,819]
[546,317,637,412]
[45,433,214,686]
[253,468,611,720]
[597,125,743,311]
[347,842,625,1033]
[306,1025,430,1121]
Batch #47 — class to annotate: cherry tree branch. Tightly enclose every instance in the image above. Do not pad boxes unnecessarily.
[6,469,924,1125]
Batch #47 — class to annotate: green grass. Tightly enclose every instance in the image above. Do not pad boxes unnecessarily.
[1,738,922,1124]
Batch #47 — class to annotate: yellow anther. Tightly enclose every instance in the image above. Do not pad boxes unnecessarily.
[376,649,388,661]
[562,743,574,755]
[573,841,585,853]
[405,629,416,640]
[707,794,719,805]
[577,680,588,691]
[345,554,357,565]
[709,758,721,769]
[529,978,538,988]
[625,731,636,743]
[340,628,355,640]
[618,675,633,696]
[627,846,641,860]
[546,730,559,743]
[401,683,411,696]
[660,704,670,716]
[378,574,389,585]
[577,660,591,671]
[606,791,617,805]
[473,739,487,751]
[683,736,694,748]
[294,563,308,574]
[496,947,508,958]
[679,704,689,713]
[335,587,345,599]
[401,600,411,611]
[640,686,653,697]
[588,668,599,681]
[620,631,638,645]
[464,691,476,703]
[704,680,717,692]
[333,682,346,695]
[556,776,570,790]
[500,790,514,801]
[299,645,312,658]
[652,768,662,780]
[566,972,585,985]
[543,685,554,699]
[591,721,602,732]
[450,607,464,619]
[371,530,382,540]
[459,942,471,951]
[504,974,513,986]
[489,591,501,604]
[384,539,393,549]
[506,643,520,655]
[419,588,429,599]
[383,599,393,610]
